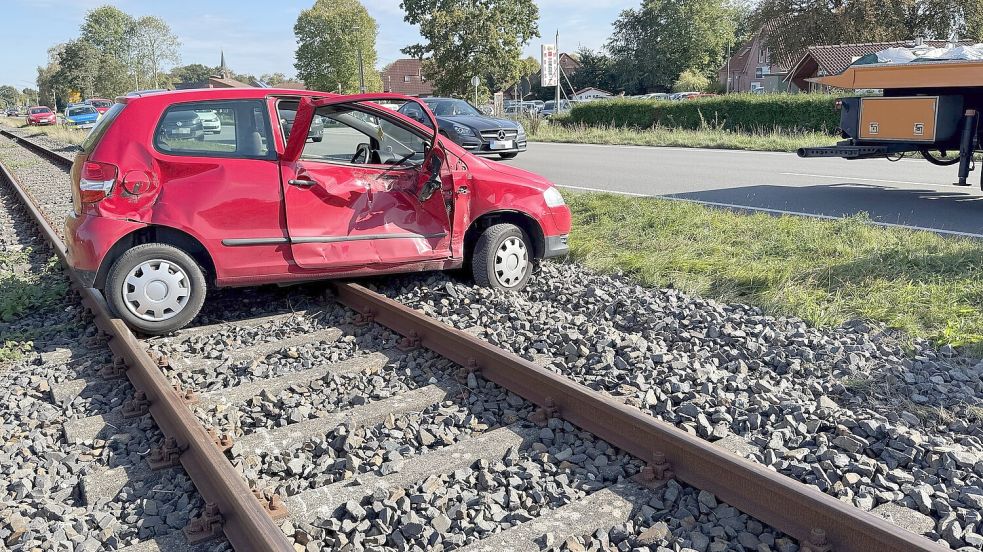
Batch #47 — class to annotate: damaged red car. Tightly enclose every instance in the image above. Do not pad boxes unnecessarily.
[64,89,571,334]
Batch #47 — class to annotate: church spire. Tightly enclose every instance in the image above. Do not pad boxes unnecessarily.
[220,50,229,78]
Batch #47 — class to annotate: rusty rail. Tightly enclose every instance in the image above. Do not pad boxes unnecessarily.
[0,134,293,551]
[333,282,942,552]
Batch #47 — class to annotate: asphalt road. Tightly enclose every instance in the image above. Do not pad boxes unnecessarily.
[507,142,983,237]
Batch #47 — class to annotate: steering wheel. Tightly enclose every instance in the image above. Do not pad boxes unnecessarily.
[351,143,372,164]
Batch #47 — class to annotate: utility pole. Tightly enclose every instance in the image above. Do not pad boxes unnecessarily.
[555,30,560,109]
[726,43,731,94]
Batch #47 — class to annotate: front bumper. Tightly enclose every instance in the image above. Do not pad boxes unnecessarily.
[457,136,528,156]
[544,234,569,258]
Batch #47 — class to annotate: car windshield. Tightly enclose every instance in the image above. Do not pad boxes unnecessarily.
[68,106,96,116]
[423,99,482,117]
[30,107,51,114]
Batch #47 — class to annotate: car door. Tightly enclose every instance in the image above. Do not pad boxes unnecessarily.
[278,94,453,270]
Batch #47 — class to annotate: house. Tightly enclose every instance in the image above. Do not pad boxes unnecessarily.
[380,59,434,97]
[718,28,791,93]
[573,87,612,101]
[784,39,971,92]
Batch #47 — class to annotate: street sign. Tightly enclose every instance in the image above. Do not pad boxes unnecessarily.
[470,75,480,87]
[541,44,558,87]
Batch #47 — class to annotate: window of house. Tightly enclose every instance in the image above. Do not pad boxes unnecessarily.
[759,47,769,64]
[154,100,271,159]
[755,67,765,79]
[404,75,412,82]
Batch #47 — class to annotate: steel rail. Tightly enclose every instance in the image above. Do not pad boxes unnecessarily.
[0,128,75,167]
[333,282,943,552]
[0,138,293,551]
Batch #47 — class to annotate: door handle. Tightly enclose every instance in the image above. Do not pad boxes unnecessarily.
[288,178,317,188]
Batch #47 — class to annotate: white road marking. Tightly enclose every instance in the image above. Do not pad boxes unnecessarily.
[780,172,944,187]
[556,184,983,239]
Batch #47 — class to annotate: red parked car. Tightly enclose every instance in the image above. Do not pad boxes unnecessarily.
[26,106,57,125]
[84,98,114,114]
[65,88,571,334]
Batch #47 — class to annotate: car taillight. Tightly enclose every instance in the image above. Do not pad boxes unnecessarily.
[834,100,843,111]
[79,161,117,203]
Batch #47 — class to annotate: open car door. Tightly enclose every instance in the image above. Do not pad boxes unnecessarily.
[278,94,455,270]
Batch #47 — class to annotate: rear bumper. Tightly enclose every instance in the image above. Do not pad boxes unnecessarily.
[544,234,569,258]
[65,212,145,288]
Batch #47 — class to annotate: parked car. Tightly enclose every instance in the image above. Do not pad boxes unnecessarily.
[26,106,57,126]
[64,105,100,129]
[84,98,114,114]
[278,109,324,142]
[194,108,222,134]
[504,105,537,117]
[6,107,19,117]
[156,109,205,142]
[63,88,570,334]
[398,97,527,159]
[542,100,571,117]
[642,93,671,100]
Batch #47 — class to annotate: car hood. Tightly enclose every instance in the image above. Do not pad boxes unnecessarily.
[438,115,520,132]
[473,156,552,192]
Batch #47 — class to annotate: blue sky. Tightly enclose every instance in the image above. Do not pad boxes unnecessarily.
[1,0,636,89]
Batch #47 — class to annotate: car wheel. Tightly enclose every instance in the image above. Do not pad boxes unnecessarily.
[471,223,532,291]
[498,152,519,159]
[312,136,323,142]
[104,243,207,335]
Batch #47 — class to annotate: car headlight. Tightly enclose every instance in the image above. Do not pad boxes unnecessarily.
[543,186,565,207]
[516,123,525,135]
[452,124,475,137]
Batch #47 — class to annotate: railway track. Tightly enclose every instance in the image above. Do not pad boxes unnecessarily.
[0,125,943,552]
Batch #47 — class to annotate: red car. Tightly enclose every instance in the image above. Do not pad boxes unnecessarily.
[26,106,57,125]
[65,88,571,334]
[84,98,114,114]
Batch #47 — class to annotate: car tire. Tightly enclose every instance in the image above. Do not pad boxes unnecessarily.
[498,152,519,159]
[104,243,207,335]
[471,223,532,291]
[312,137,323,142]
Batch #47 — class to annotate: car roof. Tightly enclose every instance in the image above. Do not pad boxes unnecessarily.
[120,87,339,104]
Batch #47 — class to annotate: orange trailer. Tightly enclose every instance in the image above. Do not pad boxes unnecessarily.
[798,58,983,188]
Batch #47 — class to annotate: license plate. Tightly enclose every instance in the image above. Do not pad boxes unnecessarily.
[176,128,191,134]
[489,140,513,150]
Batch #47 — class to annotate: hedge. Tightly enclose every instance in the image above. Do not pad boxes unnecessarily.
[568,93,842,134]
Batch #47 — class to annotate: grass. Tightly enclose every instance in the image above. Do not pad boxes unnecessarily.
[527,120,837,152]
[0,250,70,363]
[567,192,983,352]
[0,116,88,146]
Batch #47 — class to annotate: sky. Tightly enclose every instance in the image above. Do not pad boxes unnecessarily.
[0,0,637,89]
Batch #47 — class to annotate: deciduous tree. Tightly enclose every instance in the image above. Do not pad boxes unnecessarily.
[294,0,382,93]
[607,0,739,94]
[752,0,983,68]
[134,16,181,89]
[170,64,218,86]
[401,0,540,96]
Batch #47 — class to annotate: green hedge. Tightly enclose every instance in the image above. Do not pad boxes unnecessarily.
[568,94,842,134]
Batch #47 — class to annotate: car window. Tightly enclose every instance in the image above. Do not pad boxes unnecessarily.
[281,100,429,166]
[30,107,50,114]
[154,100,272,159]
[68,107,96,116]
[81,103,125,154]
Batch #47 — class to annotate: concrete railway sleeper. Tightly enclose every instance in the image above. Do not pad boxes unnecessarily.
[0,127,944,551]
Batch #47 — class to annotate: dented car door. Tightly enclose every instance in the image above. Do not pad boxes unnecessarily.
[278,94,453,270]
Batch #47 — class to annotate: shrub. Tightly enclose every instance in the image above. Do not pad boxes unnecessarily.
[672,69,710,93]
[568,93,842,134]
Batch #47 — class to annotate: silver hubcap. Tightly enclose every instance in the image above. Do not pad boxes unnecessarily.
[122,259,190,322]
[494,236,528,288]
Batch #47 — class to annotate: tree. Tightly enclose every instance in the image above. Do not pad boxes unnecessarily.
[36,45,63,109]
[79,5,136,96]
[752,0,983,67]
[294,0,382,93]
[21,88,38,106]
[607,0,739,94]
[568,48,617,95]
[0,86,18,108]
[673,68,711,92]
[260,72,290,86]
[134,16,181,89]
[54,39,101,99]
[170,64,217,86]
[401,0,540,96]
